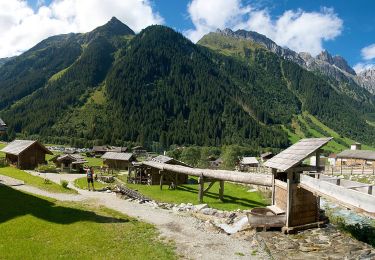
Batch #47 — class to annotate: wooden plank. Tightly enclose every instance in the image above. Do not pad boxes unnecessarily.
[266,205,285,215]
[198,175,204,203]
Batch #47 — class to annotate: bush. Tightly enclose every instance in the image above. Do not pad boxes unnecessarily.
[37,164,57,173]
[60,180,69,189]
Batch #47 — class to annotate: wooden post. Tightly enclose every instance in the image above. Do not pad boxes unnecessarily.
[198,174,204,203]
[219,180,224,201]
[271,168,276,205]
[175,172,178,188]
[159,170,164,190]
[340,159,343,175]
[286,171,293,228]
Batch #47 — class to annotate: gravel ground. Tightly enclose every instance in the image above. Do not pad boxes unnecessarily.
[1,172,266,260]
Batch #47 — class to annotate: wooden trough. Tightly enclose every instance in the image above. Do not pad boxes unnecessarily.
[247,207,286,230]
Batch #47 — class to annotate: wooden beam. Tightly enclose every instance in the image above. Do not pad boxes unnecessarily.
[219,180,224,201]
[271,168,276,205]
[203,181,216,194]
[159,170,164,190]
[286,171,293,228]
[142,161,272,186]
[198,174,204,203]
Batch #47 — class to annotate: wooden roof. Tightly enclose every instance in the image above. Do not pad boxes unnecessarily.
[337,150,375,161]
[101,152,134,161]
[55,154,87,164]
[240,157,259,165]
[151,155,191,167]
[0,118,5,126]
[264,137,332,172]
[152,155,174,163]
[1,140,52,156]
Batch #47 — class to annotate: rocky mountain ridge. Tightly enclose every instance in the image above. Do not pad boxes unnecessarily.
[215,28,374,94]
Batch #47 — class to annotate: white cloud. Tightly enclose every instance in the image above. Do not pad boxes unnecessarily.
[186,0,343,56]
[0,0,163,58]
[361,44,375,60]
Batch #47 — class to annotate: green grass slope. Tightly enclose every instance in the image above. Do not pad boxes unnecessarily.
[0,185,176,259]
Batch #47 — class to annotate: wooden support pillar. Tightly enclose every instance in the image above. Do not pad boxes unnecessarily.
[340,159,343,175]
[271,168,276,205]
[368,185,373,195]
[219,180,224,201]
[198,174,204,203]
[175,172,178,188]
[159,170,164,190]
[286,171,293,228]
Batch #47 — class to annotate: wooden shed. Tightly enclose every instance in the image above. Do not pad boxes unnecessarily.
[101,152,135,170]
[260,137,332,233]
[92,146,127,157]
[50,154,87,173]
[239,157,259,171]
[260,152,274,163]
[128,155,190,185]
[0,118,6,135]
[1,140,52,169]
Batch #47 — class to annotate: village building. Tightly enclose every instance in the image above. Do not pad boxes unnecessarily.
[209,157,223,169]
[131,146,147,156]
[128,155,190,185]
[260,152,274,163]
[101,152,136,170]
[239,157,259,171]
[336,143,375,168]
[1,140,52,169]
[0,118,6,134]
[92,145,127,157]
[50,154,87,173]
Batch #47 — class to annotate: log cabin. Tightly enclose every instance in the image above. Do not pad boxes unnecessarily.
[1,140,52,169]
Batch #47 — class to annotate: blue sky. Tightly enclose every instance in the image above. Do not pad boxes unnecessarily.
[3,0,375,71]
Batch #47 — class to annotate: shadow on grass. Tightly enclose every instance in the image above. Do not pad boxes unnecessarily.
[176,185,266,208]
[0,185,128,224]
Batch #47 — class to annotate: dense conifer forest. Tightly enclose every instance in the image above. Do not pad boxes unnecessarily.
[0,18,374,151]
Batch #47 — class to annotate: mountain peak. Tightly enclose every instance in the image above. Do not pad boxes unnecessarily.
[84,17,135,43]
[316,50,356,75]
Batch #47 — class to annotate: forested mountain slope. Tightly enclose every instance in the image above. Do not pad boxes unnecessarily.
[0,18,374,150]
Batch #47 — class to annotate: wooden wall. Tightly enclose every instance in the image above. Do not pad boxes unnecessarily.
[275,180,287,211]
[289,184,318,227]
[104,159,131,170]
[18,143,48,169]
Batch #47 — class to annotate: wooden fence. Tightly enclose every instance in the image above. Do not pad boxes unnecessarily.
[324,165,375,175]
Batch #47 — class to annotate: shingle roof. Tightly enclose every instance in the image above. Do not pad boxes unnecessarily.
[264,137,332,172]
[1,140,52,156]
[56,154,87,164]
[152,155,173,163]
[101,152,134,161]
[337,150,375,161]
[0,118,5,126]
[240,157,259,165]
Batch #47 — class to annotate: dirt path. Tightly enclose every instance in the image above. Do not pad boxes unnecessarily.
[0,173,265,259]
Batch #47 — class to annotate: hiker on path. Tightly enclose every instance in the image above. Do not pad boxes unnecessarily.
[85,166,95,191]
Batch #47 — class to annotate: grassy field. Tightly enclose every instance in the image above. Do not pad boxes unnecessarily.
[0,185,176,259]
[0,142,5,158]
[74,177,112,190]
[0,167,77,194]
[126,179,268,211]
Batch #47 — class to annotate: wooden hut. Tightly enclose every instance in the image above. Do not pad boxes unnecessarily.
[101,152,135,170]
[260,152,274,163]
[50,154,87,173]
[128,155,190,185]
[0,118,6,135]
[239,157,259,171]
[131,146,147,156]
[260,137,332,233]
[1,140,53,169]
[337,149,375,166]
[92,146,127,157]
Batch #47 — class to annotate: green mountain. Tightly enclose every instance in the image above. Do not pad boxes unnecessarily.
[0,18,374,152]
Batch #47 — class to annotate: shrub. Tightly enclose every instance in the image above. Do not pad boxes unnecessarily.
[60,180,69,189]
[37,164,58,173]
